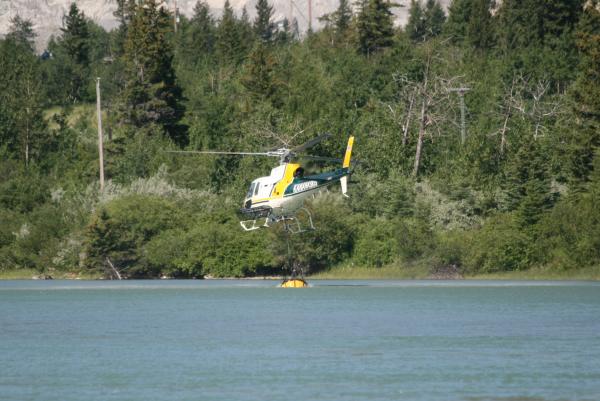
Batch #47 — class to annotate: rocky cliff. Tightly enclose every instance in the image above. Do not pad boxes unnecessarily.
[0,0,450,51]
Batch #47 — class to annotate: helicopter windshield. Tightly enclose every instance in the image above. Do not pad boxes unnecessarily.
[246,182,256,199]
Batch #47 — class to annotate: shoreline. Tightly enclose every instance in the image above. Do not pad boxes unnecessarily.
[1,268,598,281]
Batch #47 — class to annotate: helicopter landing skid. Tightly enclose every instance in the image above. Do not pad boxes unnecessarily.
[238,208,315,233]
[279,208,315,234]
[239,217,270,231]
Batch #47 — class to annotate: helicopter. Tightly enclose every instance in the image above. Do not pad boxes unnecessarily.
[170,133,355,233]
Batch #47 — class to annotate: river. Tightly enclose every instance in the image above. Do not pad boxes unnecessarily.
[1,280,599,401]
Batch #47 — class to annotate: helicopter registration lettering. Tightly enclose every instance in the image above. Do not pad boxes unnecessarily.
[292,181,318,193]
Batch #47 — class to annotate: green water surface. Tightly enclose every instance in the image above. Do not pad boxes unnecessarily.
[1,280,599,401]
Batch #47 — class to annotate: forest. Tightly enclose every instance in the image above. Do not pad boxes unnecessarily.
[0,0,599,279]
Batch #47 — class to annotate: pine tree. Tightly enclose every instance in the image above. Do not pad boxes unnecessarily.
[254,0,275,43]
[405,0,426,41]
[0,39,46,165]
[113,0,137,53]
[119,0,186,144]
[423,0,446,38]
[61,3,90,66]
[241,43,278,101]
[238,6,256,55]
[407,0,445,42]
[54,3,91,102]
[6,15,36,52]
[567,1,600,184]
[445,0,493,48]
[357,0,395,55]
[466,0,494,49]
[184,0,216,60]
[216,0,242,64]
[444,0,471,42]
[334,0,353,34]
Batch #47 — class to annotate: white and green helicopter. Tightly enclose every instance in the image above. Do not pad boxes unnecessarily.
[172,134,355,233]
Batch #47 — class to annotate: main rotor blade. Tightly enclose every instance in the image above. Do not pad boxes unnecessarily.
[291,132,331,153]
[166,150,274,157]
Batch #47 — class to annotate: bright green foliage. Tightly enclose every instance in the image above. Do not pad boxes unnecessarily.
[146,222,273,277]
[503,141,554,215]
[254,0,274,42]
[464,214,530,273]
[84,195,184,277]
[119,0,186,145]
[357,0,395,54]
[353,218,400,267]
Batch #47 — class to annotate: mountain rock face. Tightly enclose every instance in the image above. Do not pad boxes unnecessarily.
[0,0,450,51]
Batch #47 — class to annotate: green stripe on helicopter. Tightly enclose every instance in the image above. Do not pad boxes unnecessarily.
[283,168,350,196]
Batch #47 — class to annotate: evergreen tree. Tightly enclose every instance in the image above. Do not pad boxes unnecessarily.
[357,0,395,55]
[497,0,582,50]
[6,15,36,52]
[113,0,137,53]
[444,0,470,42]
[241,43,278,102]
[407,0,445,42]
[216,0,242,64]
[51,2,91,102]
[183,0,216,61]
[405,0,426,41]
[238,6,256,55]
[254,0,275,43]
[334,0,353,34]
[0,39,46,165]
[466,0,494,49]
[423,0,446,38]
[445,0,493,49]
[61,3,90,67]
[119,0,186,145]
[567,1,600,184]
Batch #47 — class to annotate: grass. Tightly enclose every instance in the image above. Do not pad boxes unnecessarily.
[0,268,102,280]
[466,265,600,281]
[310,264,600,281]
[2,266,598,281]
[311,264,430,280]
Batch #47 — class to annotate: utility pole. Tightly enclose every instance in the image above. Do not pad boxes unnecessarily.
[448,87,470,145]
[173,0,178,33]
[96,77,105,192]
[308,0,312,32]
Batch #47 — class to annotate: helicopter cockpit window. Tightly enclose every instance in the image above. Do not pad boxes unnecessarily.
[254,182,260,196]
[246,183,255,199]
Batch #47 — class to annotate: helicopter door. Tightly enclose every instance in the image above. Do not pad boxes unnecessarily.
[246,182,256,199]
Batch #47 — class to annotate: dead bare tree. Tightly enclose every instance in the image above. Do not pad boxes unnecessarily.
[391,48,461,176]
[491,73,564,154]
